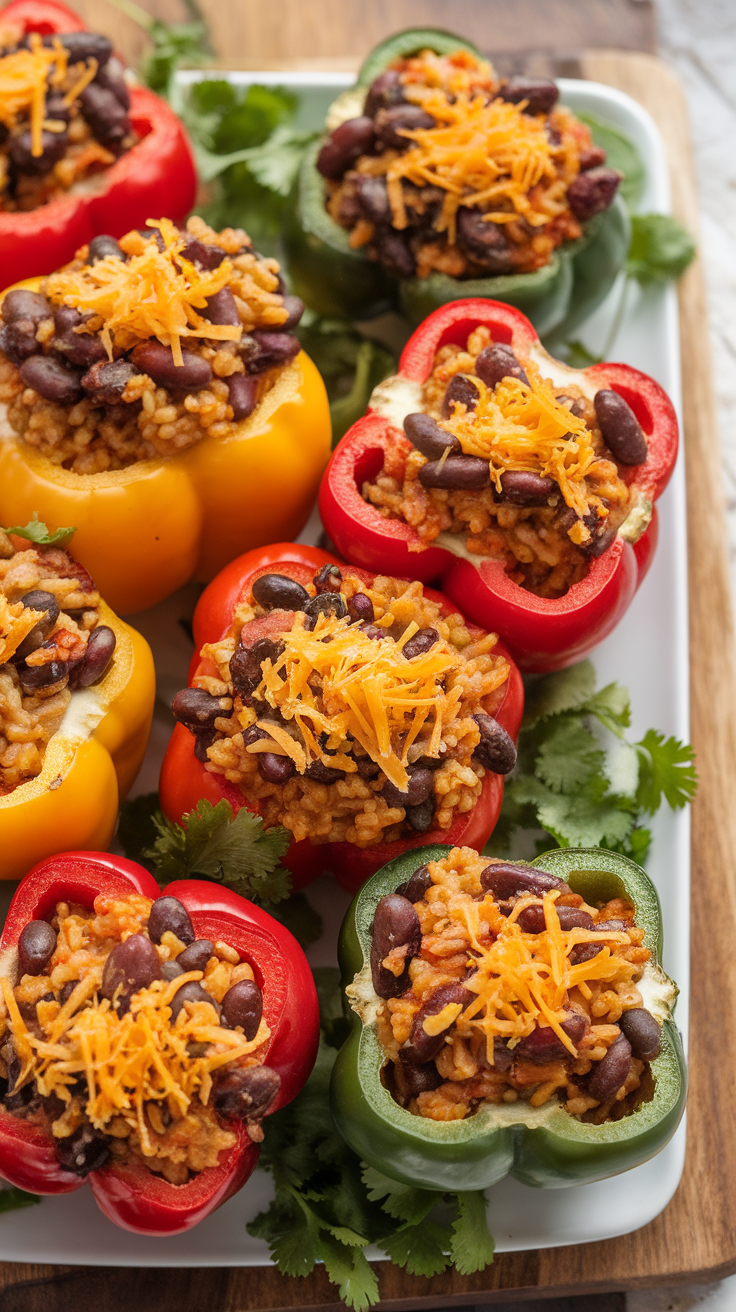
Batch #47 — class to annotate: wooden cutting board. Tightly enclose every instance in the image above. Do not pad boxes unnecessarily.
[0,26,733,1311]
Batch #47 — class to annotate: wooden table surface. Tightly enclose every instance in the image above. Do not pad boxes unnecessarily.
[1,0,736,1307]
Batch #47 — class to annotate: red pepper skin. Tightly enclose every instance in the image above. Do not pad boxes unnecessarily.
[0,0,197,290]
[0,852,319,1234]
[319,299,678,672]
[158,543,525,896]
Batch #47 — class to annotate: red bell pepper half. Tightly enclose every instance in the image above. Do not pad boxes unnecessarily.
[319,299,679,672]
[0,0,197,290]
[0,850,319,1235]
[158,543,524,896]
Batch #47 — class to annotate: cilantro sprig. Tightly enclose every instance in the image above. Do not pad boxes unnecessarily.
[489,660,697,864]
[3,517,75,548]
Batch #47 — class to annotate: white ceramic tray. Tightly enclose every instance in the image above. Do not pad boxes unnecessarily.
[0,75,688,1265]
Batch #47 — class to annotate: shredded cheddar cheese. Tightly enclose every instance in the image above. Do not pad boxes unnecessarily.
[0,593,44,664]
[0,36,69,157]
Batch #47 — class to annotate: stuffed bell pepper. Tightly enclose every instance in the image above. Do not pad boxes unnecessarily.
[0,0,197,289]
[0,851,319,1233]
[0,217,331,614]
[285,27,630,333]
[0,527,153,877]
[332,844,686,1190]
[320,298,678,671]
[159,543,524,895]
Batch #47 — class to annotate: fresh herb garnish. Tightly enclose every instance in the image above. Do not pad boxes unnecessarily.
[489,660,697,864]
[296,313,396,444]
[0,1186,40,1213]
[626,213,697,286]
[3,517,75,548]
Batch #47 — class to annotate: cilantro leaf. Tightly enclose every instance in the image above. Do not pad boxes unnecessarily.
[451,1192,496,1275]
[627,214,696,286]
[116,792,162,866]
[362,1167,436,1226]
[296,314,396,445]
[534,717,605,794]
[635,729,698,813]
[4,516,75,548]
[523,660,597,727]
[0,1186,39,1213]
[380,1220,451,1277]
[268,893,323,951]
[583,681,631,737]
[313,966,350,1049]
[562,339,603,369]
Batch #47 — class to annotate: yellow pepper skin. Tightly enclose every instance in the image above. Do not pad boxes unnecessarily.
[0,280,332,614]
[0,600,154,879]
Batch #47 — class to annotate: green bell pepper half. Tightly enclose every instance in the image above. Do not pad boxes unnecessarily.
[283,27,631,330]
[331,844,686,1192]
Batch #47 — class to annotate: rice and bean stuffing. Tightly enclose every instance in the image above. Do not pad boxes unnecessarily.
[0,890,279,1182]
[363,327,649,598]
[364,847,662,1122]
[172,562,517,848]
[0,216,305,474]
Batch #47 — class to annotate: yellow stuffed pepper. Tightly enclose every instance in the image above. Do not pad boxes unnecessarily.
[0,524,154,877]
[0,218,331,615]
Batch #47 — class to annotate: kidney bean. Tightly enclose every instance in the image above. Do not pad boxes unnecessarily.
[382,765,434,810]
[18,656,71,693]
[80,358,138,406]
[59,979,80,1004]
[94,56,130,110]
[68,624,116,688]
[258,752,294,784]
[515,1011,588,1063]
[52,306,107,368]
[593,389,648,465]
[317,117,376,179]
[405,981,474,1064]
[170,980,220,1022]
[419,454,489,490]
[498,470,556,505]
[177,238,224,270]
[587,1032,632,1102]
[375,104,434,152]
[101,934,160,1011]
[3,289,52,324]
[55,1124,110,1177]
[44,95,71,126]
[490,1036,514,1072]
[58,30,113,65]
[148,896,195,946]
[304,592,347,625]
[214,1065,280,1120]
[579,145,607,172]
[83,234,124,267]
[353,173,391,223]
[567,166,622,221]
[499,75,559,116]
[441,374,480,419]
[79,83,130,150]
[14,590,60,660]
[397,863,433,903]
[9,128,68,174]
[373,227,416,279]
[161,961,184,981]
[230,636,284,699]
[455,208,513,271]
[306,759,345,784]
[401,627,439,661]
[407,798,436,832]
[396,1050,442,1097]
[243,331,300,374]
[280,295,305,331]
[221,979,263,1039]
[202,287,239,327]
[475,343,529,389]
[312,564,341,595]
[404,411,460,460]
[364,69,406,118]
[472,713,517,774]
[171,689,228,734]
[0,319,41,366]
[569,918,628,966]
[585,521,618,560]
[481,862,570,900]
[517,904,595,934]
[18,920,57,976]
[18,353,81,405]
[227,373,258,421]
[618,1008,661,1061]
[346,593,374,625]
[370,894,421,999]
[130,340,211,391]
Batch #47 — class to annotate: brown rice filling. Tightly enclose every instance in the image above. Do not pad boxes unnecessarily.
[0,891,276,1183]
[173,563,516,849]
[0,217,303,473]
[366,848,661,1123]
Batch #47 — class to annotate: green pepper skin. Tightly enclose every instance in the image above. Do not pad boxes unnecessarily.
[284,27,631,330]
[331,845,686,1192]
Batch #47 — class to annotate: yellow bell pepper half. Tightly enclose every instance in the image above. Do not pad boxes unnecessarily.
[0,599,155,879]
[0,280,332,614]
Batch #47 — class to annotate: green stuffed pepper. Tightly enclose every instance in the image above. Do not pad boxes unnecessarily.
[285,28,630,333]
[331,844,686,1191]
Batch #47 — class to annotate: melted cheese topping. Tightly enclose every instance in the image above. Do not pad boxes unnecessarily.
[46,218,243,366]
[0,36,69,157]
[244,610,508,792]
[0,593,44,663]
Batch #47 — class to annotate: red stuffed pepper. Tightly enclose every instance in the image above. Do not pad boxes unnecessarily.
[0,0,197,288]
[319,299,679,671]
[0,851,319,1235]
[159,543,524,895]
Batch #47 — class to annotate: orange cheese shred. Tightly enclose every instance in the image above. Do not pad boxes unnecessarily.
[0,38,70,157]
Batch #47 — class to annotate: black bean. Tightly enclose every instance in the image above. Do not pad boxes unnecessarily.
[79,83,130,150]
[304,592,347,626]
[587,1032,632,1102]
[471,712,517,775]
[221,979,263,1038]
[258,752,294,784]
[180,239,227,270]
[52,305,107,368]
[230,637,284,699]
[353,173,391,223]
[516,904,595,934]
[348,592,374,624]
[456,208,513,271]
[130,340,211,391]
[364,69,406,118]
[161,961,184,981]
[18,656,70,693]
[86,234,125,264]
[202,287,239,327]
[405,981,474,1064]
[475,343,530,389]
[401,627,439,661]
[280,295,304,331]
[252,573,309,611]
[58,31,113,66]
[480,862,570,900]
[372,227,416,279]
[59,979,80,1004]
[148,897,195,946]
[68,625,116,688]
[375,104,434,152]
[316,117,376,179]
[8,129,68,175]
[441,374,480,419]
[101,934,160,1012]
[370,894,421,999]
[567,166,622,221]
[396,1050,442,1097]
[213,1065,280,1120]
[403,411,460,460]
[515,1011,588,1063]
[397,863,433,903]
[19,354,82,405]
[170,980,220,1022]
[382,765,434,810]
[172,687,230,731]
[419,454,490,490]
[406,798,436,832]
[498,470,556,505]
[593,389,648,465]
[619,1008,661,1062]
[15,590,60,659]
[44,95,71,126]
[242,330,300,374]
[18,920,57,976]
[0,320,41,366]
[55,1125,110,1177]
[569,919,628,966]
[2,289,52,324]
[306,759,345,784]
[94,57,130,110]
[228,373,258,421]
[498,75,559,116]
[176,939,214,973]
[579,145,607,172]
[313,563,342,593]
[491,1036,514,1072]
[80,358,139,405]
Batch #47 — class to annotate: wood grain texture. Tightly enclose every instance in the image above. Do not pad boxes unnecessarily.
[0,19,732,1310]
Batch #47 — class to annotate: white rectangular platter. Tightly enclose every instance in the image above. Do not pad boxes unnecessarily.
[0,74,689,1266]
